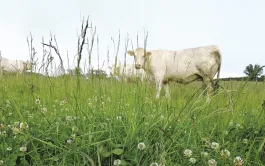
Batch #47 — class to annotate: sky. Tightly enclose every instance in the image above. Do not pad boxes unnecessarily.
[0,0,265,77]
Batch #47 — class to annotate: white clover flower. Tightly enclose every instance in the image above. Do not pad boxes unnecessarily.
[243,139,248,144]
[189,157,196,164]
[116,116,122,120]
[220,149,230,159]
[41,107,47,113]
[233,156,244,166]
[0,160,3,165]
[201,151,209,157]
[12,127,20,134]
[113,159,122,165]
[0,123,3,129]
[211,142,220,150]
[9,112,13,116]
[208,159,217,166]
[183,149,193,157]
[67,139,73,144]
[19,122,29,130]
[138,142,146,150]
[150,162,159,166]
[224,130,229,135]
[7,147,12,151]
[19,146,27,152]
[35,98,41,104]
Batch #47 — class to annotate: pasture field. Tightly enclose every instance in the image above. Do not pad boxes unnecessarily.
[1,74,265,166]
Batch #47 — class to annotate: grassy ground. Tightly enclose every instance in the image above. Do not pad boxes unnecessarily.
[1,74,265,166]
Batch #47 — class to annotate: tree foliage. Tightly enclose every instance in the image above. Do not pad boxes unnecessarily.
[244,64,264,80]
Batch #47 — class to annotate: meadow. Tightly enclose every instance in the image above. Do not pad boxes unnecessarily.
[1,73,265,166]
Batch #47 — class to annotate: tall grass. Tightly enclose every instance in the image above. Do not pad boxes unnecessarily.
[1,73,265,165]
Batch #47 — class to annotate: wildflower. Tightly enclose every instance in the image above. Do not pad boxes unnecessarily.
[183,149,192,157]
[107,97,111,102]
[35,98,40,104]
[66,139,73,144]
[41,107,47,113]
[6,100,10,107]
[0,160,3,165]
[150,162,159,166]
[236,123,243,129]
[19,146,27,152]
[19,122,29,130]
[208,159,217,166]
[71,134,76,139]
[243,139,248,144]
[211,142,220,150]
[0,131,7,136]
[117,116,122,120]
[138,142,146,150]
[60,100,66,106]
[224,130,228,135]
[233,156,244,166]
[9,112,13,116]
[66,116,73,122]
[12,127,20,134]
[220,149,230,159]
[189,157,196,164]
[0,123,3,129]
[201,151,209,157]
[229,121,234,127]
[14,122,20,126]
[7,147,12,151]
[113,159,122,165]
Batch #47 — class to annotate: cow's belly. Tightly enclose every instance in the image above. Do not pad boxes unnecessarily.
[163,69,201,84]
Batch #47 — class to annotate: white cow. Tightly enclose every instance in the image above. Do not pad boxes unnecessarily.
[0,57,32,75]
[127,45,222,102]
[110,64,147,82]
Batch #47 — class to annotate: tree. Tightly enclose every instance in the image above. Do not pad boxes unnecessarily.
[244,64,264,80]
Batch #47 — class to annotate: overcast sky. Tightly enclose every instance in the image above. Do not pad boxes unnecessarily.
[0,0,265,77]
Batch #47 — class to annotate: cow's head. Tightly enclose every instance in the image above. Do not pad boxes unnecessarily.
[127,48,151,69]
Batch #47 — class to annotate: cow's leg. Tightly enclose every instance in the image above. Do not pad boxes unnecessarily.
[164,83,171,99]
[155,78,163,99]
[203,77,214,102]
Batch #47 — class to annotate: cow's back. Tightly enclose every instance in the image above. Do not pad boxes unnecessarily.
[149,45,221,79]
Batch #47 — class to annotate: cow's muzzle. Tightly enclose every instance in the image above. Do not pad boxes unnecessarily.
[135,64,141,69]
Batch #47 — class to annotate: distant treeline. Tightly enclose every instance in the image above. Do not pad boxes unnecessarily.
[218,76,265,82]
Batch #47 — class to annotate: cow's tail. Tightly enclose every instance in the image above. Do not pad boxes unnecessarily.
[214,48,222,92]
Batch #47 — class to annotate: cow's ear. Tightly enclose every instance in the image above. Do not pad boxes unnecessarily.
[146,51,152,56]
[127,50,134,56]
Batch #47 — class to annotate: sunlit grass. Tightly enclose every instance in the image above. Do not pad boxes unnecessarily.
[1,74,265,165]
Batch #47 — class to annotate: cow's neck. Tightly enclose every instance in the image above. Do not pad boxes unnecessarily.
[143,56,152,74]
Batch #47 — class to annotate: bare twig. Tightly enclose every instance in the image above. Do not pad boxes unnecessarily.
[41,32,65,75]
